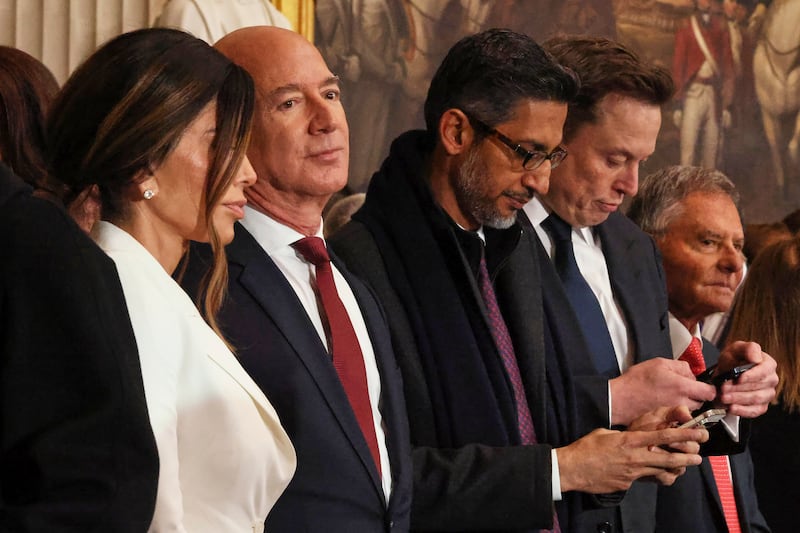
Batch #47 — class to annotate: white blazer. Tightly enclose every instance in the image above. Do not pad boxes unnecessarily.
[93,221,295,532]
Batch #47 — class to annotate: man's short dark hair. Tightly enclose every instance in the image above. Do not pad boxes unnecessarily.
[544,36,674,142]
[424,28,579,137]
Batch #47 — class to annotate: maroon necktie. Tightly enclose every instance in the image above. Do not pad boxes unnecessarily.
[477,253,537,445]
[679,337,741,533]
[292,236,382,475]
[478,251,561,533]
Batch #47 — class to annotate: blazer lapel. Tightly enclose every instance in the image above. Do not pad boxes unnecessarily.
[204,336,278,421]
[228,225,385,500]
[597,216,669,361]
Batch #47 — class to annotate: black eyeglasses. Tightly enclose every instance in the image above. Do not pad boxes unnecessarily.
[469,116,568,171]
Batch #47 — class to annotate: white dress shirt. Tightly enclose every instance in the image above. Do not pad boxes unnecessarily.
[94,221,296,533]
[241,206,393,501]
[524,196,633,372]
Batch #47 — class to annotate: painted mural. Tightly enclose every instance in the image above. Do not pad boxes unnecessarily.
[314,0,800,223]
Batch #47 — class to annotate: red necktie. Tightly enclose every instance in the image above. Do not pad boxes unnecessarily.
[292,236,382,475]
[680,337,741,533]
[478,251,561,533]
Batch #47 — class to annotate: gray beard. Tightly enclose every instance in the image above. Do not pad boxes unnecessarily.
[455,145,517,230]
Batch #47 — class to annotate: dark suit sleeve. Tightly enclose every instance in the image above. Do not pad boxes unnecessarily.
[0,184,158,532]
[571,376,611,435]
[412,444,554,530]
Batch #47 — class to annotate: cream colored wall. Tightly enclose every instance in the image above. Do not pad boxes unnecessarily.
[0,0,315,84]
[0,0,168,83]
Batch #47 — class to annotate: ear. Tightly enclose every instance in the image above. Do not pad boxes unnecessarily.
[438,108,475,156]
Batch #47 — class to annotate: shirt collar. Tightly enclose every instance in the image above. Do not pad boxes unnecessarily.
[524,195,550,227]
[526,195,596,245]
[454,221,486,245]
[450,217,520,279]
[240,205,324,256]
[668,312,702,359]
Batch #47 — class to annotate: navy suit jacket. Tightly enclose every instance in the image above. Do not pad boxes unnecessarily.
[595,213,671,532]
[655,341,769,533]
[597,214,757,530]
[523,212,662,532]
[574,212,673,431]
[528,210,751,532]
[523,210,672,436]
[183,223,412,532]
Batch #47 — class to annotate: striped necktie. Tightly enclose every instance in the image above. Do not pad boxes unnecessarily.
[680,337,741,533]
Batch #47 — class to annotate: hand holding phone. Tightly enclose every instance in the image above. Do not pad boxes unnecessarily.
[696,363,756,386]
[677,408,727,429]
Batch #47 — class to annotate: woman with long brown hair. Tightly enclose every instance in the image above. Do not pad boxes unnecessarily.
[47,28,295,531]
[0,46,58,189]
[726,236,800,533]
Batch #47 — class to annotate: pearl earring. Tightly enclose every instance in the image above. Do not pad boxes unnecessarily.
[143,189,155,200]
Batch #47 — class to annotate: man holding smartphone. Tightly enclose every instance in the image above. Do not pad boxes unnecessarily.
[525,36,777,532]
[629,165,771,533]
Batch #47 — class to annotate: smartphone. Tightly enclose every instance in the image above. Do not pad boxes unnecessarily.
[696,363,756,386]
[678,408,727,429]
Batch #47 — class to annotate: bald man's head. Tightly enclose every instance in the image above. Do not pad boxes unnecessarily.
[216,26,307,84]
[214,26,349,231]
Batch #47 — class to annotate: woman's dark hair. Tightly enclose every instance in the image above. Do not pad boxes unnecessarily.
[47,28,255,340]
[0,46,59,188]
[728,237,800,412]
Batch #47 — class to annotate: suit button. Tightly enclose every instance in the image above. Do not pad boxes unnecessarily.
[389,521,394,529]
[596,522,613,533]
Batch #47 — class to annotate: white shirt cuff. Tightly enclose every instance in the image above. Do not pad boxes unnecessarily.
[551,448,562,501]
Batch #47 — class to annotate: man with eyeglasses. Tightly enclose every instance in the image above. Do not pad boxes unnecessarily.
[330,29,710,532]
[523,36,778,532]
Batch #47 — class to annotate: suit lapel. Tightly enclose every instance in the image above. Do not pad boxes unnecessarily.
[729,455,752,532]
[597,219,641,330]
[702,452,751,531]
[228,224,385,500]
[337,259,406,506]
[699,458,726,519]
[597,215,668,362]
